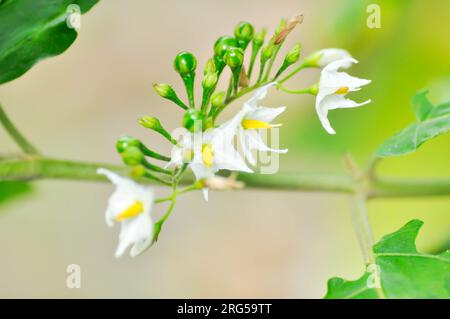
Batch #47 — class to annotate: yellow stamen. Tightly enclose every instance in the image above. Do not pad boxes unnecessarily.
[115,201,144,221]
[183,149,194,163]
[241,119,274,130]
[335,86,349,94]
[202,144,214,168]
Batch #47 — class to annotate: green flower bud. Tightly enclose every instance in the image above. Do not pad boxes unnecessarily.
[152,83,188,110]
[153,83,173,98]
[202,72,218,90]
[274,43,302,79]
[285,43,302,65]
[261,44,275,63]
[203,58,216,75]
[211,91,225,109]
[253,28,267,47]
[139,116,162,130]
[173,51,197,75]
[214,36,238,58]
[121,146,144,166]
[182,109,204,132]
[140,116,177,144]
[116,136,140,153]
[130,165,146,178]
[223,47,244,69]
[234,21,254,49]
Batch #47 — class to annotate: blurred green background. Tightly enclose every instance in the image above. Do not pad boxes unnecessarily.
[0,0,449,298]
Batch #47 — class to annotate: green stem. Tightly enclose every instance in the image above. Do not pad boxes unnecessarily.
[225,75,234,101]
[263,45,281,81]
[278,61,308,84]
[0,104,40,155]
[155,183,199,203]
[277,83,318,95]
[349,192,375,264]
[2,156,450,198]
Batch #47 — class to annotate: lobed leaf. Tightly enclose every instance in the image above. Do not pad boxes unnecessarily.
[0,0,99,85]
[0,181,33,208]
[324,219,450,299]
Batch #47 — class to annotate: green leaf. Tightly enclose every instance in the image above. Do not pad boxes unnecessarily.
[377,91,450,157]
[412,89,433,121]
[0,0,99,85]
[324,219,450,299]
[0,181,33,206]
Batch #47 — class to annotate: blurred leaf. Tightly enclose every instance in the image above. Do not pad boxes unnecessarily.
[0,0,99,85]
[377,91,450,157]
[325,219,450,299]
[0,181,33,206]
[412,90,434,121]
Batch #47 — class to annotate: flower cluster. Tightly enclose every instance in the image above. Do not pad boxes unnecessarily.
[98,15,371,257]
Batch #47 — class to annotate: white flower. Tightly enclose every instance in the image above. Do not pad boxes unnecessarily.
[309,48,353,68]
[167,127,251,200]
[315,58,371,134]
[224,82,288,165]
[97,168,154,258]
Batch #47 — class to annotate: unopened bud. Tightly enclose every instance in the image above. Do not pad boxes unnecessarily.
[223,47,244,69]
[234,21,254,49]
[173,51,197,75]
[214,36,238,58]
[304,48,352,68]
[203,58,216,75]
[139,116,161,130]
[116,136,140,154]
[130,165,146,178]
[202,72,218,89]
[139,116,176,144]
[261,45,275,62]
[211,91,225,109]
[285,43,302,65]
[121,146,144,166]
[182,109,205,132]
[153,83,174,98]
[253,28,267,47]
[152,83,188,110]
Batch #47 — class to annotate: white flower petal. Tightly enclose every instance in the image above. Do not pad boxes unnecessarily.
[129,214,154,257]
[316,95,371,134]
[202,188,209,201]
[98,168,155,257]
[322,57,358,73]
[246,106,286,123]
[215,145,252,173]
[240,130,257,166]
[317,49,353,67]
[245,130,288,154]
[245,82,277,108]
[190,162,215,180]
[315,57,371,134]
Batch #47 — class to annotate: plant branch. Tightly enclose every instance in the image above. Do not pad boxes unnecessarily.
[0,104,39,155]
[1,155,450,198]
